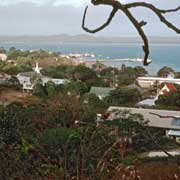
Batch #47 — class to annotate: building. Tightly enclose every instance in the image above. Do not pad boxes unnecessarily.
[158,83,177,96]
[137,83,177,107]
[17,62,67,90]
[137,76,180,88]
[106,106,180,143]
[136,98,156,107]
[0,54,7,62]
[89,87,115,100]
[0,73,11,84]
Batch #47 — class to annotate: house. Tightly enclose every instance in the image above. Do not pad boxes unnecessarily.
[158,83,177,96]
[106,106,180,143]
[0,73,11,84]
[137,83,177,107]
[0,54,7,62]
[127,83,147,96]
[136,98,156,107]
[89,87,115,100]
[137,76,180,88]
[17,62,67,91]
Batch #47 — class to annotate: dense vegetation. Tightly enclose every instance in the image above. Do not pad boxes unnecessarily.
[0,48,180,179]
[0,95,179,179]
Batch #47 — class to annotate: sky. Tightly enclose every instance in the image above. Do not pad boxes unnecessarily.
[0,0,179,36]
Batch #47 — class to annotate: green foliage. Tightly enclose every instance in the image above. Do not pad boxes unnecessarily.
[4,76,21,89]
[63,81,89,95]
[52,93,97,127]
[71,65,98,87]
[0,61,32,75]
[87,93,108,111]
[157,66,174,77]
[99,65,148,87]
[0,99,178,179]
[155,91,180,109]
[33,81,46,98]
[40,128,80,157]
[41,65,74,79]
[44,81,57,97]
[0,103,34,146]
[134,66,148,76]
[105,87,141,106]
[0,47,6,53]
[100,67,119,76]
[0,48,179,179]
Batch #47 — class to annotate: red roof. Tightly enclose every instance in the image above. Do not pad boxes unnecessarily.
[166,83,177,91]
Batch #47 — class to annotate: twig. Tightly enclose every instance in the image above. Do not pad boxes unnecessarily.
[82,0,180,66]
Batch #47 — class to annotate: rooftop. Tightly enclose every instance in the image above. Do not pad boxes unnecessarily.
[89,87,115,97]
[137,98,156,107]
[107,106,180,130]
[18,71,43,78]
[137,77,180,82]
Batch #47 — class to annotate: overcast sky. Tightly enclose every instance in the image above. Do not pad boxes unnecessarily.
[0,0,179,36]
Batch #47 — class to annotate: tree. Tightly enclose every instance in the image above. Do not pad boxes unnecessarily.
[134,66,148,77]
[157,66,174,77]
[71,65,98,87]
[0,103,34,146]
[9,47,16,52]
[33,80,46,98]
[40,127,81,178]
[41,65,74,79]
[118,66,137,86]
[49,93,96,128]
[63,81,89,95]
[87,93,108,112]
[155,91,180,109]
[92,62,107,72]
[5,76,21,89]
[44,81,57,97]
[0,47,6,54]
[82,0,180,65]
[100,67,119,77]
[105,87,141,106]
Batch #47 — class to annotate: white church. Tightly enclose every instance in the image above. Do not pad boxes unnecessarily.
[17,62,67,91]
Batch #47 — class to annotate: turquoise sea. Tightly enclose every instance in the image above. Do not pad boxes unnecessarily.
[1,42,180,75]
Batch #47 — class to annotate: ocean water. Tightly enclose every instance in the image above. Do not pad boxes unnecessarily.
[1,42,180,75]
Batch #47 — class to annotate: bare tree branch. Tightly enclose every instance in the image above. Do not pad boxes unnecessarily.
[125,2,180,14]
[125,2,180,34]
[82,6,118,33]
[82,0,180,66]
[120,7,150,65]
[149,112,180,119]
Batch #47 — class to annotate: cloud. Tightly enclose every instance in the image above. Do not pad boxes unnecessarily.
[0,0,178,36]
[0,0,88,7]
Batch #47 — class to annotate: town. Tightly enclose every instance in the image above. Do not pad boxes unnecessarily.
[0,47,180,179]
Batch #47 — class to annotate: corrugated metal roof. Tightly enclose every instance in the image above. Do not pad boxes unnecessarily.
[108,106,180,130]
[137,99,155,106]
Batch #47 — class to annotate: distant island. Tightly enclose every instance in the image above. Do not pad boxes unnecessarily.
[0,34,179,44]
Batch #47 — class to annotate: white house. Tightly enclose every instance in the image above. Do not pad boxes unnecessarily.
[17,62,67,90]
[137,76,180,88]
[137,83,177,107]
[158,83,177,96]
[106,106,180,143]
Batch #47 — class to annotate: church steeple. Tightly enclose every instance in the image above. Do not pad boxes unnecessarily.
[34,62,40,73]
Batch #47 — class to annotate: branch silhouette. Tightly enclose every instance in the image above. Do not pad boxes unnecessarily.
[82,0,180,66]
[149,112,180,119]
